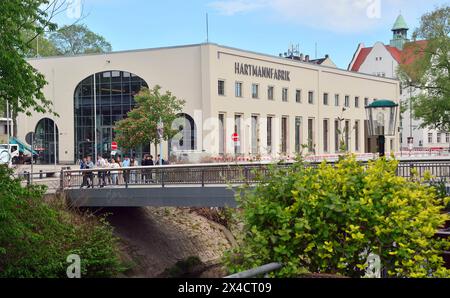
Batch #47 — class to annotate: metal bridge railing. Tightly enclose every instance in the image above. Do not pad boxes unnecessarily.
[51,159,450,191]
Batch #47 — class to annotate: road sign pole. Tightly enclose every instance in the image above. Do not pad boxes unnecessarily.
[30,136,33,184]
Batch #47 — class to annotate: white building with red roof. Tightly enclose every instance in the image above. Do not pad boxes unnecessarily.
[348,15,449,152]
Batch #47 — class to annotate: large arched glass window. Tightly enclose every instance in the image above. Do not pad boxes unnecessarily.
[35,118,59,164]
[170,113,197,152]
[74,71,148,161]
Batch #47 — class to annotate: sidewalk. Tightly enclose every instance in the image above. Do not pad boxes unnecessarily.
[13,163,77,175]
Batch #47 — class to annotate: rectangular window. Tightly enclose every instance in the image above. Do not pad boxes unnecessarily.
[345,120,350,151]
[446,133,450,143]
[428,133,433,143]
[335,120,340,152]
[267,116,273,153]
[364,97,369,107]
[344,95,350,107]
[323,119,329,153]
[281,117,288,154]
[437,132,441,143]
[335,94,340,106]
[251,115,259,154]
[218,113,225,154]
[355,120,360,151]
[235,82,242,97]
[323,93,329,105]
[308,118,314,153]
[308,91,314,104]
[268,86,274,100]
[295,117,302,153]
[234,114,242,154]
[252,84,259,99]
[295,89,302,103]
[282,88,288,102]
[355,97,359,108]
[218,80,225,96]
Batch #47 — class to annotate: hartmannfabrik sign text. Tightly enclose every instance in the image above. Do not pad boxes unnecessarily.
[235,62,291,81]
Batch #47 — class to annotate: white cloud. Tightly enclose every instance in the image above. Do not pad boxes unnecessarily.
[209,0,411,33]
[209,0,270,16]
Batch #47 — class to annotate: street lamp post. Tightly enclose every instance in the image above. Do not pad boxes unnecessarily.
[365,99,399,157]
[157,118,163,165]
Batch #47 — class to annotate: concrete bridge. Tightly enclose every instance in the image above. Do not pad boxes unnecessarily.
[58,160,450,208]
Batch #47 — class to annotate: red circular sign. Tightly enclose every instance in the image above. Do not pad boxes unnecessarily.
[232,133,239,142]
[111,142,118,150]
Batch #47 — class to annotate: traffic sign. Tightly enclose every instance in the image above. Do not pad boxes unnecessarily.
[111,141,118,151]
[232,133,239,142]
[25,132,36,145]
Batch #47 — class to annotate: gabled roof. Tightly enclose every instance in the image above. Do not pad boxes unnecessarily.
[349,47,372,72]
[385,45,402,62]
[349,40,427,72]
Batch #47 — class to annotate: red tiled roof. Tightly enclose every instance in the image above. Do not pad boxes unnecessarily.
[350,47,372,72]
[385,46,402,62]
[350,40,428,71]
[400,40,428,65]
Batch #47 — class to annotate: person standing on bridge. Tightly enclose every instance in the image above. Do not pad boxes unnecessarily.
[109,158,120,185]
[97,155,108,187]
[141,154,153,183]
[116,156,123,184]
[130,157,139,183]
[86,155,94,188]
[80,157,90,188]
[122,156,131,184]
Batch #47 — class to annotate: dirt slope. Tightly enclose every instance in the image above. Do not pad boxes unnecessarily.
[99,207,231,277]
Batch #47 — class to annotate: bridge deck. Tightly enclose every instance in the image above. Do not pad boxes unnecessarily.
[66,184,243,207]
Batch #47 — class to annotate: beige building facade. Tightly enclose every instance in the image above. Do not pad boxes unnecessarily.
[20,43,400,164]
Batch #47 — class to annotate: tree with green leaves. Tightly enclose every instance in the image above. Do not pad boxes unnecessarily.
[225,155,450,277]
[23,30,60,58]
[114,86,185,155]
[398,6,450,132]
[0,0,62,116]
[49,24,112,55]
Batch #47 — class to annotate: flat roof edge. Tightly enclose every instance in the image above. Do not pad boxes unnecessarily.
[26,42,213,61]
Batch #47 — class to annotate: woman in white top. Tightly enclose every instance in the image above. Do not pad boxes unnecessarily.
[110,159,120,185]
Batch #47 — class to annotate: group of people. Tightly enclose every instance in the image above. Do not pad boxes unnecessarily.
[79,154,167,188]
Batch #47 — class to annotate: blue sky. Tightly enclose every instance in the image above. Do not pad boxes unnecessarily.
[55,0,448,69]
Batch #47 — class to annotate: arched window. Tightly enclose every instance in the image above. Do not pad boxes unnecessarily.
[170,113,197,152]
[74,71,148,161]
[35,118,59,164]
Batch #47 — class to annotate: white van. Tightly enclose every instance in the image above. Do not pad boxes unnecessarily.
[0,144,19,165]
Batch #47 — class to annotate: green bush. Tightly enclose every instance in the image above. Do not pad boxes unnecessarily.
[0,165,123,277]
[224,155,450,278]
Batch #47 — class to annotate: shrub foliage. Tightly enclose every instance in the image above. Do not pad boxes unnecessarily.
[0,165,123,277]
[225,156,450,277]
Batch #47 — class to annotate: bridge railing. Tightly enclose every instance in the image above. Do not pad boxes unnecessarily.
[59,159,450,190]
[60,163,280,190]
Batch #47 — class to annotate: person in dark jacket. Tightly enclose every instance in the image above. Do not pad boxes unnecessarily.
[141,154,154,183]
